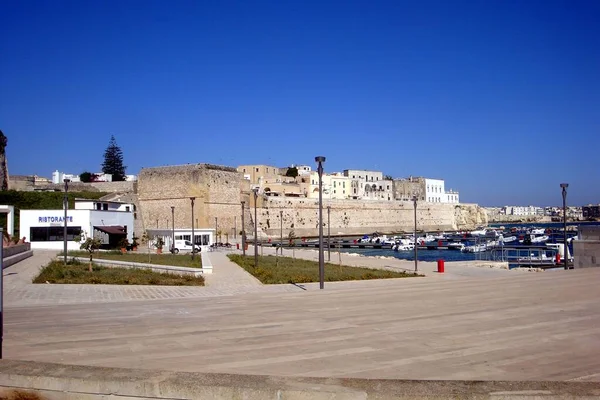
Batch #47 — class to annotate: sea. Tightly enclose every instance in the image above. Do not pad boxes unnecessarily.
[337,221,600,263]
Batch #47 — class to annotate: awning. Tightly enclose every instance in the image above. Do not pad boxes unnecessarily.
[94,225,126,235]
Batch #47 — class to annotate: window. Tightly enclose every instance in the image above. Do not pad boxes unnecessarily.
[387,185,389,190]
[202,234,209,245]
[256,168,259,172]
[30,226,81,242]
[183,235,191,241]
[96,203,101,210]
[103,203,108,211]
[243,168,246,172]
[125,206,130,212]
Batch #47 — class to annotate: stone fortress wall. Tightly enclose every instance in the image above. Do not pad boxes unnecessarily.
[136,164,251,239]
[257,197,487,238]
[92,163,488,240]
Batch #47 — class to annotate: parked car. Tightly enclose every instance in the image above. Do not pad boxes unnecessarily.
[171,240,201,254]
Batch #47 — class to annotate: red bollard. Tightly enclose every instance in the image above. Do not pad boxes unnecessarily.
[236,243,239,250]
[437,259,445,273]
[555,252,561,264]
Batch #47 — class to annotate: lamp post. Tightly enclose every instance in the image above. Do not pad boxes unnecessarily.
[170,206,175,253]
[280,210,283,256]
[241,201,246,256]
[413,195,418,273]
[63,179,70,264]
[327,205,331,261]
[315,156,326,289]
[560,183,569,269]
[215,217,218,246]
[253,188,259,268]
[190,197,196,260]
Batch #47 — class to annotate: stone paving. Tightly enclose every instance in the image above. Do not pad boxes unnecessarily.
[4,246,519,308]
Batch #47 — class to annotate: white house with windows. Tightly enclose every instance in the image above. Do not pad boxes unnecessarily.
[342,169,393,200]
[19,199,135,250]
[424,178,460,204]
[144,228,216,253]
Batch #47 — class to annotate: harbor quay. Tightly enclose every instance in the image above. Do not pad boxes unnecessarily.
[1,246,600,400]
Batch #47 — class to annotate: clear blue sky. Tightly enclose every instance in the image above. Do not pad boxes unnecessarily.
[1,0,599,207]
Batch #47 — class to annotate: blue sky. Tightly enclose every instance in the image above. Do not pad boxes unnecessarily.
[1,0,599,207]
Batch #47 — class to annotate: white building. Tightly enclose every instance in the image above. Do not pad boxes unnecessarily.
[304,172,354,199]
[19,199,135,250]
[424,178,460,203]
[145,228,216,253]
[52,170,81,184]
[503,206,542,216]
[342,169,393,200]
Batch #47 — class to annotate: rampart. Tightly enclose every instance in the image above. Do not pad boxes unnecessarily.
[88,180,136,193]
[133,164,488,239]
[137,164,247,238]
[258,197,487,238]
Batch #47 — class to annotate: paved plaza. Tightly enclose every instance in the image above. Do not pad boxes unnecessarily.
[3,249,600,382]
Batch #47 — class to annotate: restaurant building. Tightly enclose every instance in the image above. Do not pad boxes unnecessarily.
[19,199,135,250]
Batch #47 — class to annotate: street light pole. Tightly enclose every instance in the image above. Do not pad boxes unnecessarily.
[171,206,175,253]
[253,188,259,268]
[63,179,70,264]
[561,183,569,270]
[327,205,331,261]
[413,195,418,273]
[280,210,283,256]
[190,197,196,260]
[315,156,326,289]
[241,201,246,256]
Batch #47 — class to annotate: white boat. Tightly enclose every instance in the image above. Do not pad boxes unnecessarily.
[392,238,415,251]
[530,228,545,235]
[531,235,549,243]
[447,242,465,250]
[470,228,487,236]
[461,243,487,253]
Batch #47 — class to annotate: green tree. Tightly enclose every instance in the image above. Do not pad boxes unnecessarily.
[101,135,127,181]
[285,167,298,178]
[79,171,94,182]
[74,231,102,272]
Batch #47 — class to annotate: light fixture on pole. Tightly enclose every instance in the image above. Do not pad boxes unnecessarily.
[253,188,259,268]
[170,206,175,253]
[63,178,70,265]
[413,195,418,273]
[560,183,569,270]
[190,197,196,260]
[215,217,218,246]
[280,210,283,256]
[241,201,246,256]
[327,205,331,262]
[315,156,326,289]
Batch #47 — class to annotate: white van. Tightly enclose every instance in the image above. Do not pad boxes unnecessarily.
[171,240,201,254]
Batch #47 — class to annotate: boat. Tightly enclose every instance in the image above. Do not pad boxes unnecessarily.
[447,242,465,251]
[461,243,488,253]
[392,238,415,251]
[470,228,487,236]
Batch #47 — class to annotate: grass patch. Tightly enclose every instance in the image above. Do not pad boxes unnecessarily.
[66,250,202,268]
[228,254,420,284]
[33,259,204,286]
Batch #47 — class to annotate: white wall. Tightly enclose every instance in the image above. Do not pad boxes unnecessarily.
[20,209,91,250]
[20,208,135,250]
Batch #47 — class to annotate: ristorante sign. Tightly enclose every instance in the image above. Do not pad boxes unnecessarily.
[38,216,74,223]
